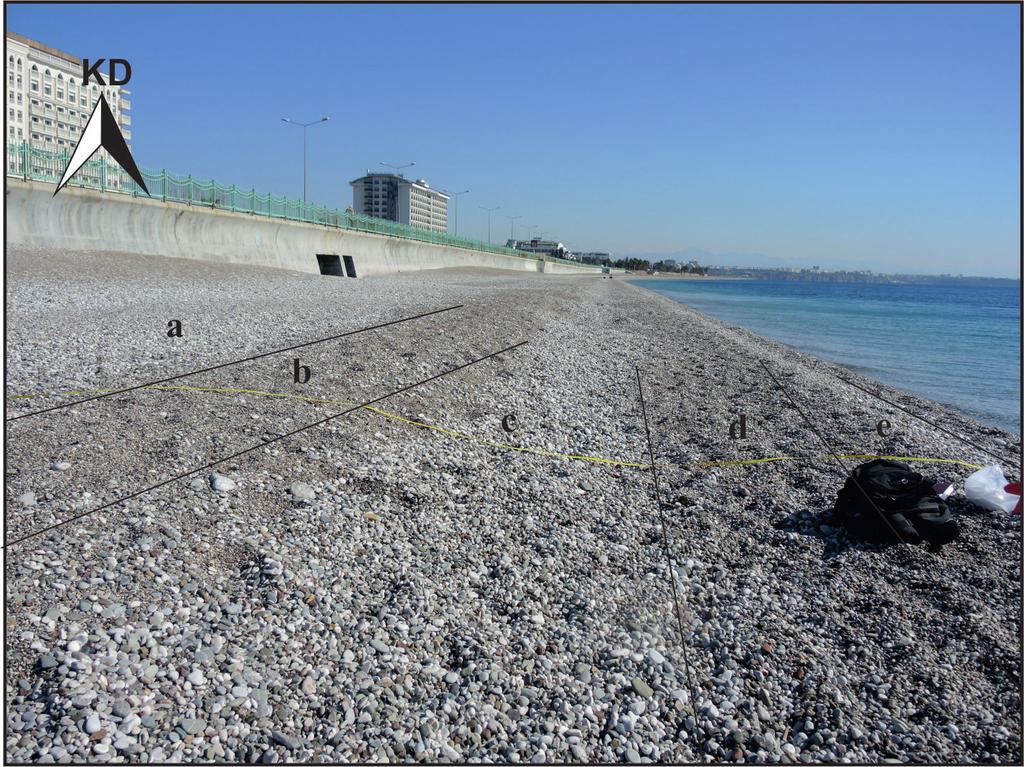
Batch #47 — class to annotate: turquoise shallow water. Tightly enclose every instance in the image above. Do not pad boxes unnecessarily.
[636,278,1021,433]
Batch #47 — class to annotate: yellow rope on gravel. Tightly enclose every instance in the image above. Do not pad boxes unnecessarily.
[6,385,985,472]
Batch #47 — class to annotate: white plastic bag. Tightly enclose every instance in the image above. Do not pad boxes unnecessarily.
[964,465,1020,513]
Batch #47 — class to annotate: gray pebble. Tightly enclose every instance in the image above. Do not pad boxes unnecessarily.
[631,678,654,699]
[209,472,236,492]
[272,731,302,751]
[181,718,205,735]
[289,481,316,500]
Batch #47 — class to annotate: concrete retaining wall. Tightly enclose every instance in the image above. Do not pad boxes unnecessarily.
[5,180,606,277]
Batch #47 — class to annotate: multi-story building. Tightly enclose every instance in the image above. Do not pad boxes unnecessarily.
[507,238,574,260]
[6,32,132,154]
[349,172,449,233]
[576,251,612,265]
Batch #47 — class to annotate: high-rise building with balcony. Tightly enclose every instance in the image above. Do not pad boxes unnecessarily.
[5,32,132,154]
[350,172,449,233]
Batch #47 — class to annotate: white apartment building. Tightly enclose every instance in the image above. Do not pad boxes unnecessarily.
[576,251,612,265]
[6,32,132,154]
[507,238,574,260]
[350,172,449,233]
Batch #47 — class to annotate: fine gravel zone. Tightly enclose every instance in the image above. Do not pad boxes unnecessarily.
[4,247,1021,764]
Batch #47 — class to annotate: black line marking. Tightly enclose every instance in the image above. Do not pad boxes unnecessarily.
[758,360,910,545]
[5,304,464,422]
[5,340,527,549]
[635,366,698,705]
[837,375,1020,464]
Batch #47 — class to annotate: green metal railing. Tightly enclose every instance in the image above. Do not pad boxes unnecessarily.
[6,142,596,268]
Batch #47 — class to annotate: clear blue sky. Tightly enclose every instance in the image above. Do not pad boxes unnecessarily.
[9,3,1021,276]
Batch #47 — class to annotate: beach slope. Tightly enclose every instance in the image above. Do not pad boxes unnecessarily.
[4,247,1020,763]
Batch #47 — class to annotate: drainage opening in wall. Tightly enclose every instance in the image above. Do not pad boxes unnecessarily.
[316,254,345,276]
[343,255,357,278]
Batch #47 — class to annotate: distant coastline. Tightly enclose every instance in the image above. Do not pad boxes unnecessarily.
[705,267,1020,286]
[613,259,1018,286]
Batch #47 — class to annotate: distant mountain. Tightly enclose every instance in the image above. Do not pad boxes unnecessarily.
[620,247,796,269]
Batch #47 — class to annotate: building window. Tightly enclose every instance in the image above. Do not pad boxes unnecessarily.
[44,85,51,96]
[31,81,38,91]
[56,89,63,99]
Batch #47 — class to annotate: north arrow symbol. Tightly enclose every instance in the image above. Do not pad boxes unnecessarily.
[54,93,149,197]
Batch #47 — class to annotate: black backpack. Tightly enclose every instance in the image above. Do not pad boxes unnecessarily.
[834,459,959,545]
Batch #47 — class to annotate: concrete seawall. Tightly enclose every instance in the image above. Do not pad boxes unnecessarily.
[5,180,605,277]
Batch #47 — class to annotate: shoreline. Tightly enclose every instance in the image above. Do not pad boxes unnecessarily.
[626,276,1021,435]
[4,248,1021,763]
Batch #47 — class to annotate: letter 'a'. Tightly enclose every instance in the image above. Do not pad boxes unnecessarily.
[54,93,149,196]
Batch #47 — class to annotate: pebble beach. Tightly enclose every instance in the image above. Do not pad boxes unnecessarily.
[4,247,1021,763]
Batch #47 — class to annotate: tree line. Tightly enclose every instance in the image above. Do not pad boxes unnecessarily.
[610,258,710,275]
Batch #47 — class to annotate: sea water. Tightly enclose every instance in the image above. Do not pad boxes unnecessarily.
[636,278,1021,433]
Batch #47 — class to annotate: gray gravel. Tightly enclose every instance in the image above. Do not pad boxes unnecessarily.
[4,247,1021,763]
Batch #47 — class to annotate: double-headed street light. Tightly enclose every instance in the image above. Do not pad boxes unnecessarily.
[506,215,522,243]
[380,160,416,177]
[443,189,470,236]
[479,205,500,244]
[281,116,329,203]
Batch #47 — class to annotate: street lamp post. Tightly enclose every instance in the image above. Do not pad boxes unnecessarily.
[506,215,522,243]
[379,160,416,177]
[443,189,470,236]
[479,205,500,244]
[281,116,330,203]
[380,161,415,221]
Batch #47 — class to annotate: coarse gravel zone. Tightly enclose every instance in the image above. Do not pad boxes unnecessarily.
[4,247,1021,764]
